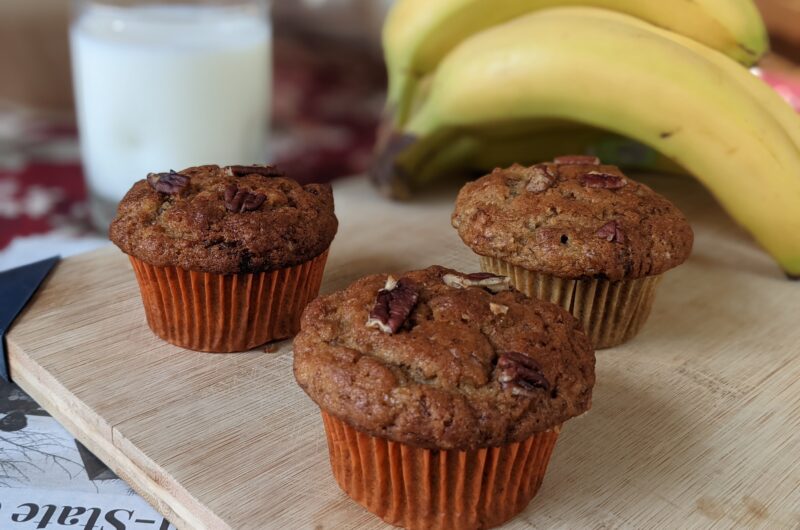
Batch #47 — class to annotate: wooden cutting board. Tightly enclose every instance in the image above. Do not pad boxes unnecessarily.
[7,175,800,529]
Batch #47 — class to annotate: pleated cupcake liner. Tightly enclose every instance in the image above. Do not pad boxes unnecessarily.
[321,411,561,530]
[480,256,662,349]
[128,249,328,352]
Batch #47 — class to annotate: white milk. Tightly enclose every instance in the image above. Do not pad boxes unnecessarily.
[70,4,271,226]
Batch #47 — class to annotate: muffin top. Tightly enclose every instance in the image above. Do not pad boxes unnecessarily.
[452,157,694,281]
[109,164,338,274]
[293,265,595,450]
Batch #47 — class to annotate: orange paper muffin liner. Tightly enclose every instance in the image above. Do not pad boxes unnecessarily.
[129,249,328,352]
[480,256,662,349]
[321,411,560,530]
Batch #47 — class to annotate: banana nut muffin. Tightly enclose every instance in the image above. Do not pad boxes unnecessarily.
[110,164,337,352]
[293,265,595,450]
[450,157,694,349]
[452,157,693,281]
[110,164,337,274]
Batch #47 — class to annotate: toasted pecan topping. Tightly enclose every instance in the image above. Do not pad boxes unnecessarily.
[553,155,600,165]
[525,165,555,193]
[596,221,625,243]
[496,351,550,395]
[366,276,419,334]
[227,164,285,178]
[147,170,189,195]
[580,171,627,189]
[442,272,510,293]
[224,185,267,213]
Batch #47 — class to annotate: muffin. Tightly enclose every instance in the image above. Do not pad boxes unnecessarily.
[110,164,337,352]
[294,266,595,530]
[452,156,693,349]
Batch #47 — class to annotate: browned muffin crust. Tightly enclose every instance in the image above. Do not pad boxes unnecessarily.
[109,165,338,273]
[452,160,694,281]
[293,266,595,450]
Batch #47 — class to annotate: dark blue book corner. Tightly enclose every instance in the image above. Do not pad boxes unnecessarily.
[0,256,60,382]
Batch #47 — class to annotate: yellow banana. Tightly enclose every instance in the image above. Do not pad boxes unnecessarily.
[399,8,800,276]
[611,11,800,153]
[385,0,769,125]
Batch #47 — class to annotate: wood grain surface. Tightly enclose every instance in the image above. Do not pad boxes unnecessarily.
[6,175,800,529]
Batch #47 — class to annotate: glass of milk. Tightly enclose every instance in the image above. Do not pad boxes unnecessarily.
[70,0,272,230]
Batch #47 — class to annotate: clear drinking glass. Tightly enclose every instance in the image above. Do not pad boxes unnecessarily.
[70,0,272,230]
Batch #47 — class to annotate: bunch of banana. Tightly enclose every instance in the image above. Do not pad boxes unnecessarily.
[383,0,767,127]
[371,2,800,277]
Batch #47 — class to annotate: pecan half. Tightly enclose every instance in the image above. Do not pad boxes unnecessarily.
[525,165,554,193]
[227,164,285,178]
[496,351,550,395]
[554,155,600,165]
[147,170,189,195]
[596,221,625,243]
[579,171,627,189]
[442,272,510,293]
[366,276,419,334]
[224,185,267,213]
